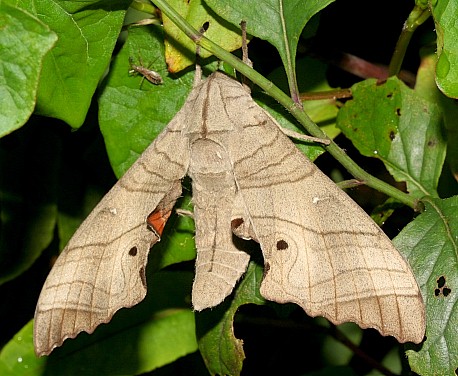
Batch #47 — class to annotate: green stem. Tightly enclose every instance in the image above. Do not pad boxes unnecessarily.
[388,5,431,76]
[300,88,352,101]
[151,0,420,210]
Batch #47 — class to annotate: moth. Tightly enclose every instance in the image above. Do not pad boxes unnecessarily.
[129,56,163,85]
[34,71,425,356]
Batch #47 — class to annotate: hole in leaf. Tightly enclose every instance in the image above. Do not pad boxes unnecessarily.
[435,276,451,298]
[389,131,395,140]
[202,21,209,31]
[396,108,401,116]
[437,276,446,288]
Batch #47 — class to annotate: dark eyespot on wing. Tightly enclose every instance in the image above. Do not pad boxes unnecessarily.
[276,240,288,250]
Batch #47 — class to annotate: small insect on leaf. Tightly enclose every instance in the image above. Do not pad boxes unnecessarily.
[129,56,163,86]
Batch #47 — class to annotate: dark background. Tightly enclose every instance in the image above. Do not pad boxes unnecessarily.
[0,1,436,375]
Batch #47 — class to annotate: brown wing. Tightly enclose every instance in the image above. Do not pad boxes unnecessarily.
[215,73,425,343]
[34,122,189,356]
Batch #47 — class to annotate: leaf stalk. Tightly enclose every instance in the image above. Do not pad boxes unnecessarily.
[388,5,431,76]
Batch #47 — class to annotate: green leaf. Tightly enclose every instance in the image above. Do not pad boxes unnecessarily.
[0,271,196,375]
[163,0,243,72]
[205,0,335,95]
[197,262,266,376]
[0,124,59,285]
[431,0,458,98]
[337,77,446,198]
[15,0,130,127]
[416,48,458,183]
[0,2,57,137]
[393,196,458,376]
[0,321,46,376]
[370,198,403,227]
[99,26,195,177]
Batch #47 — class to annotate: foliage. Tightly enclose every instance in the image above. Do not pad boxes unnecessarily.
[1,0,458,375]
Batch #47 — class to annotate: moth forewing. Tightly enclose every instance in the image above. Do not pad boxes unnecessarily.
[207,73,425,344]
[33,111,191,356]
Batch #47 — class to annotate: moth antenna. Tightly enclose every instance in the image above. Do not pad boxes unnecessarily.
[138,53,144,67]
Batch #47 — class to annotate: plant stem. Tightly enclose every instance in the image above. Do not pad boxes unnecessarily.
[300,88,352,101]
[151,0,420,210]
[388,5,431,77]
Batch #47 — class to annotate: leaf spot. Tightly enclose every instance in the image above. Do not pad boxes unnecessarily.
[427,139,437,147]
[129,247,138,256]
